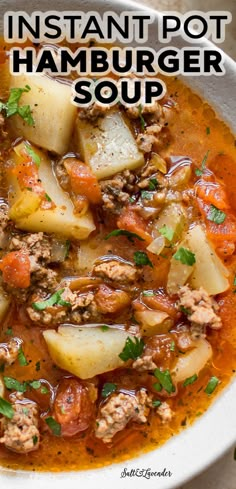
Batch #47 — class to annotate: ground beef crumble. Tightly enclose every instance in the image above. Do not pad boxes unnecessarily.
[0,338,21,366]
[0,393,40,453]
[95,389,152,443]
[93,260,139,285]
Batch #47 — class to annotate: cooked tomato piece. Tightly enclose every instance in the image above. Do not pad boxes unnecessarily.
[197,199,236,242]
[117,206,152,244]
[64,159,101,205]
[0,251,31,288]
[53,378,96,437]
[142,289,178,319]
[195,179,229,210]
[95,284,131,313]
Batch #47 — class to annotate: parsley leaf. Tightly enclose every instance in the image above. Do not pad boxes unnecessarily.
[119,336,144,362]
[5,327,13,336]
[4,376,27,393]
[32,435,38,445]
[154,368,175,394]
[180,305,191,315]
[100,325,109,331]
[159,225,174,242]
[25,145,40,167]
[152,400,162,408]
[101,383,117,398]
[29,380,41,390]
[32,289,71,311]
[141,190,153,200]
[173,247,196,266]
[204,376,220,395]
[18,347,28,366]
[134,251,153,268]
[206,127,210,135]
[0,396,14,419]
[0,86,34,126]
[45,416,61,436]
[207,205,226,224]
[170,341,175,352]
[64,240,71,259]
[35,361,40,371]
[105,229,144,242]
[138,104,146,130]
[45,193,52,202]
[195,150,209,176]
[149,178,158,190]
[183,374,198,387]
[40,386,49,394]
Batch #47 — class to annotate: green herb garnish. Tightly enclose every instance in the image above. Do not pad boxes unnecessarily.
[138,104,145,130]
[25,145,40,167]
[119,336,144,362]
[142,290,155,297]
[134,251,153,268]
[170,341,175,352]
[152,400,162,408]
[173,247,196,266]
[5,327,13,336]
[4,376,27,393]
[105,229,144,243]
[204,376,220,395]
[100,325,109,332]
[45,417,61,436]
[101,383,117,398]
[32,435,38,445]
[0,397,14,419]
[18,347,28,366]
[64,240,71,259]
[29,380,41,390]
[159,225,174,242]
[183,374,198,387]
[180,305,192,315]
[32,289,71,311]
[154,368,175,394]
[149,178,158,190]
[141,190,153,200]
[206,127,210,135]
[35,361,40,371]
[207,205,226,224]
[40,386,49,395]
[195,150,209,176]
[0,85,34,125]
[45,193,52,202]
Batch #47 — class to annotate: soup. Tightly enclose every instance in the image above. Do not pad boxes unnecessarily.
[0,39,235,471]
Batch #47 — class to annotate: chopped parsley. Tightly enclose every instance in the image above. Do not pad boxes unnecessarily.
[149,178,158,190]
[0,397,14,419]
[173,247,196,266]
[119,336,144,362]
[32,435,38,445]
[152,400,162,408]
[45,193,52,202]
[159,225,174,242]
[183,374,198,387]
[25,145,40,167]
[64,240,71,259]
[35,361,41,371]
[32,289,71,311]
[45,417,61,436]
[233,275,236,287]
[180,305,192,315]
[29,380,41,390]
[207,205,226,224]
[170,341,175,352]
[0,85,34,125]
[154,368,175,394]
[195,150,209,176]
[5,327,13,336]
[101,383,117,398]
[40,386,49,395]
[204,376,220,395]
[4,377,27,393]
[142,290,155,297]
[138,104,145,130]
[206,127,210,135]
[105,229,144,242]
[18,347,28,366]
[100,325,109,331]
[141,190,153,200]
[134,251,153,268]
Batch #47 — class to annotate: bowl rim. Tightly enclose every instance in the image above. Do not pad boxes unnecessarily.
[0,0,236,487]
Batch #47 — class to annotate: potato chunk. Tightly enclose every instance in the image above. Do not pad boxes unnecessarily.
[10,74,77,154]
[43,325,130,379]
[76,110,144,179]
[7,144,95,240]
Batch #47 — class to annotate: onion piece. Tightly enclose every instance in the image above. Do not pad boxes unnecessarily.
[135,309,173,336]
[172,338,212,384]
[51,239,69,262]
[147,235,165,255]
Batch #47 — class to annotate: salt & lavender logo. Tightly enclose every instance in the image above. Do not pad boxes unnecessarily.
[120,467,173,479]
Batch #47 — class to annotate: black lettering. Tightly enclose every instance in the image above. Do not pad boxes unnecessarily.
[133,15,151,39]
[91,50,109,73]
[204,50,223,73]
[136,50,155,73]
[36,51,58,73]
[145,81,164,103]
[7,15,13,39]
[162,15,181,39]
[183,50,200,73]
[81,16,104,39]
[112,49,132,73]
[64,15,82,39]
[61,49,87,73]
[107,15,129,40]
[209,15,228,39]
[73,80,92,105]
[19,14,40,40]
[120,79,141,103]
[158,49,179,73]
[184,15,207,39]
[95,81,117,104]
[12,49,33,73]
[44,15,61,39]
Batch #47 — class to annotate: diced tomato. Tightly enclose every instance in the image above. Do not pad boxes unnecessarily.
[64,160,101,205]
[0,251,31,288]
[95,284,131,313]
[117,206,152,244]
[216,241,235,257]
[142,289,178,319]
[195,179,229,210]
[53,378,95,437]
[197,199,236,242]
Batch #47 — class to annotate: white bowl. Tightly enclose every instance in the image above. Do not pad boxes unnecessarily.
[0,0,235,487]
